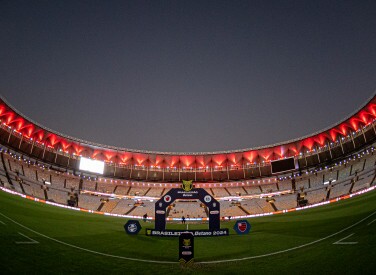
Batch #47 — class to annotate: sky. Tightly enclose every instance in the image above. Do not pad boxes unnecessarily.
[1,0,376,153]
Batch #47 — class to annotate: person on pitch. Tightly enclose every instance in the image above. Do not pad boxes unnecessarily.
[182,216,186,224]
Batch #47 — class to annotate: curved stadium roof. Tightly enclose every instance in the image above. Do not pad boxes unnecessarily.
[0,93,376,170]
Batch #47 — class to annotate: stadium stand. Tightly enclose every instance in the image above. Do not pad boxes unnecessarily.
[329,180,352,199]
[273,194,297,210]
[168,201,208,219]
[111,199,136,215]
[114,186,129,195]
[78,194,102,210]
[1,139,376,219]
[226,187,245,196]
[211,187,229,197]
[260,183,279,193]
[82,179,96,191]
[100,199,119,213]
[338,165,352,180]
[295,178,310,191]
[129,201,155,217]
[278,180,292,191]
[305,187,327,204]
[47,188,69,204]
[50,173,66,189]
[243,185,262,195]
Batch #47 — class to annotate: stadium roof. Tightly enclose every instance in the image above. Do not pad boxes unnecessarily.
[0,93,375,167]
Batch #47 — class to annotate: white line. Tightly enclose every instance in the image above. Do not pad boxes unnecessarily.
[367,218,376,226]
[199,210,376,264]
[0,220,5,225]
[0,210,375,264]
[333,233,358,245]
[0,212,175,264]
[16,232,39,244]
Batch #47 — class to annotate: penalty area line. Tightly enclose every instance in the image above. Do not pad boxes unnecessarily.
[16,232,39,244]
[0,212,175,264]
[333,233,358,245]
[199,210,376,264]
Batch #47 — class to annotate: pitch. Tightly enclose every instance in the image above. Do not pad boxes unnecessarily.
[0,189,376,274]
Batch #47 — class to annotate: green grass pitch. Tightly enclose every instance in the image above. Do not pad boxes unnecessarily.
[1,189,376,274]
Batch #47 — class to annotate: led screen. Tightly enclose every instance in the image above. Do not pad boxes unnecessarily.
[271,157,296,174]
[79,157,104,174]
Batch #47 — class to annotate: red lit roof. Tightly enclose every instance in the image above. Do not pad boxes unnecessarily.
[1,93,375,167]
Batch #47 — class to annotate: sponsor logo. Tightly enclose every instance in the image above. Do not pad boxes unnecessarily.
[204,195,212,203]
[124,220,141,235]
[183,239,191,246]
[210,210,219,214]
[233,220,251,235]
[238,222,248,232]
[182,180,193,192]
[156,210,165,214]
[164,195,171,203]
[182,251,192,255]
[127,223,138,233]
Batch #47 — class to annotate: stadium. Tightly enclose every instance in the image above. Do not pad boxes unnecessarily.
[1,93,376,273]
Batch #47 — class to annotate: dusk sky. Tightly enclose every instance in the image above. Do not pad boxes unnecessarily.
[1,1,376,153]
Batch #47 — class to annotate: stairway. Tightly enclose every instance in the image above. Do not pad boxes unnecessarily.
[326,188,331,200]
[270,202,278,212]
[125,206,137,215]
[224,187,232,196]
[97,202,105,211]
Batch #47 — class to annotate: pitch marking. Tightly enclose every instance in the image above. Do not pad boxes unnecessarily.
[0,220,5,225]
[16,232,39,244]
[367,218,376,226]
[0,211,375,264]
[333,233,358,245]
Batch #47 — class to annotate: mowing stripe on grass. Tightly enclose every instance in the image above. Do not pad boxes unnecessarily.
[1,210,375,264]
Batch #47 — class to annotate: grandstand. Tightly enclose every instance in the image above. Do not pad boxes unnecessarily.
[0,95,376,221]
[1,144,376,219]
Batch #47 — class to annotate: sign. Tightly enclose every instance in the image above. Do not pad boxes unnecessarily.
[124,220,142,235]
[179,232,194,265]
[233,220,251,235]
[146,228,229,237]
[154,187,220,231]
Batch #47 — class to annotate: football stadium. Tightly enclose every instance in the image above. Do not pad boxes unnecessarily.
[2,1,376,274]
[1,94,376,273]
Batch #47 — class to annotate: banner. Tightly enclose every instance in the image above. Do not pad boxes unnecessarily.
[179,232,194,265]
[146,228,229,237]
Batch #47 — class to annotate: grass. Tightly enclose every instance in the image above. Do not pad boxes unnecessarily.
[1,189,376,274]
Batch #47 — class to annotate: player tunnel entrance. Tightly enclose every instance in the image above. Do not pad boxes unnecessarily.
[154,188,220,230]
